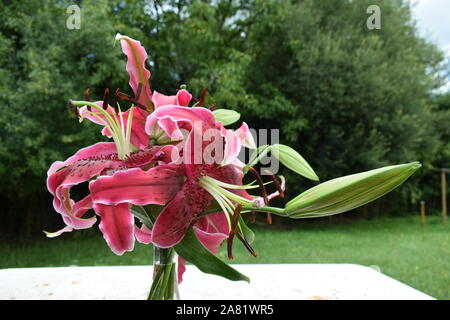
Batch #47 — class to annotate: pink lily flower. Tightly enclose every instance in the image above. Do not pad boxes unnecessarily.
[78,105,260,252]
[47,99,258,258]
[79,34,192,149]
[46,139,180,255]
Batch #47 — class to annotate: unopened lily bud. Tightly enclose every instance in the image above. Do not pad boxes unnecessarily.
[271,144,319,181]
[213,109,241,126]
[285,162,421,218]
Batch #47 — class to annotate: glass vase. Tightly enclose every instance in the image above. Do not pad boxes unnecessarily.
[148,246,179,300]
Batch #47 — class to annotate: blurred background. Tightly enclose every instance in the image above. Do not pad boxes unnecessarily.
[0,0,448,299]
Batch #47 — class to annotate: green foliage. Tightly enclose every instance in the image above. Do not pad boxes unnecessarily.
[0,0,448,236]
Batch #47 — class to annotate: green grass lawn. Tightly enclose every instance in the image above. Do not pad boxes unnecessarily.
[1,216,449,299]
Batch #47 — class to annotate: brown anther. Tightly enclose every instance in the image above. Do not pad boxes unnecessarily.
[236,232,257,257]
[263,169,285,198]
[248,166,269,205]
[102,88,110,110]
[227,204,243,260]
[197,88,208,107]
[115,88,147,111]
[84,88,92,111]
[115,90,131,101]
[266,213,273,225]
[67,100,80,118]
[209,103,217,111]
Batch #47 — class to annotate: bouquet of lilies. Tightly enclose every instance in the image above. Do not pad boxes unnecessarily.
[46,34,420,300]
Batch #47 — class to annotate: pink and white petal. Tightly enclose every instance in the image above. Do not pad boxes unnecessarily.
[176,89,192,107]
[49,154,122,211]
[53,192,96,230]
[122,145,176,167]
[89,165,184,207]
[235,122,256,149]
[115,34,153,111]
[151,182,211,248]
[94,203,135,255]
[177,256,187,284]
[145,106,216,136]
[44,225,73,238]
[152,91,178,109]
[157,116,187,141]
[134,224,152,244]
[198,211,230,235]
[47,142,117,176]
[194,212,229,254]
[47,144,122,229]
[193,228,228,255]
[59,194,96,230]
[221,129,242,166]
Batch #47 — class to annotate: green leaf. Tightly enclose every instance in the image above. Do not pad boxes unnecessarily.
[174,228,250,283]
[243,145,271,174]
[285,162,421,218]
[130,205,153,228]
[271,144,319,181]
[213,109,241,126]
[238,216,255,244]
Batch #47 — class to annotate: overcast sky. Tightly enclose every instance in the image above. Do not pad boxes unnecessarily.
[411,0,450,90]
[412,0,450,55]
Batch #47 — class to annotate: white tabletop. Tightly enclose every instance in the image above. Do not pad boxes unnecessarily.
[0,264,434,300]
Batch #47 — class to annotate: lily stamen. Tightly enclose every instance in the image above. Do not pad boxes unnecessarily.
[227,204,243,259]
[236,232,257,257]
[84,88,91,110]
[248,166,269,205]
[115,83,148,111]
[72,100,135,160]
[103,88,110,110]
[264,169,285,198]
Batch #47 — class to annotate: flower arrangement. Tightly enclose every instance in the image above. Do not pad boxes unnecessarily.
[46,34,420,300]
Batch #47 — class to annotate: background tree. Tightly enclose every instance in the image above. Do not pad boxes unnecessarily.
[0,0,448,237]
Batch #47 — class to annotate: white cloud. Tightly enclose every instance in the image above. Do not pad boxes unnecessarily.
[411,0,450,55]
[411,0,450,92]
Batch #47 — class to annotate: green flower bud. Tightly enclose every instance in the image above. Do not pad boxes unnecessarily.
[271,144,319,181]
[285,162,421,218]
[213,109,241,126]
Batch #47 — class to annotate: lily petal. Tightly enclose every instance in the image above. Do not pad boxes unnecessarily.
[89,165,184,206]
[47,142,118,176]
[94,203,135,255]
[235,122,256,149]
[176,89,192,107]
[152,91,177,109]
[193,211,229,254]
[221,128,242,166]
[47,143,121,229]
[115,33,153,112]
[151,182,212,248]
[134,224,152,244]
[178,256,187,284]
[152,89,192,109]
[145,105,216,137]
